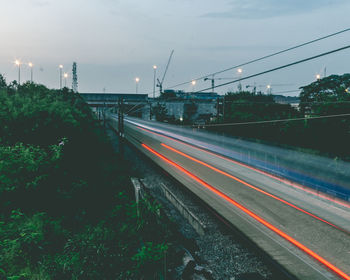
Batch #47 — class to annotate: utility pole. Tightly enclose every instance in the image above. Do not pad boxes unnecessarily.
[72,62,78,93]
[118,98,124,157]
[204,75,215,92]
[153,65,157,99]
[149,101,152,120]
[216,98,220,119]
[222,96,225,120]
[59,65,63,89]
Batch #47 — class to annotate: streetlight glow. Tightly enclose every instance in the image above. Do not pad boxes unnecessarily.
[63,73,68,88]
[237,68,243,74]
[135,77,140,93]
[316,74,321,80]
[153,65,157,70]
[191,80,196,86]
[28,62,34,82]
[59,64,63,69]
[267,85,271,89]
[14,59,21,84]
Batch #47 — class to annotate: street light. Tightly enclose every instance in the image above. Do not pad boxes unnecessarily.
[59,65,63,89]
[191,80,196,92]
[135,77,140,94]
[267,84,272,94]
[237,68,243,91]
[153,65,157,99]
[15,59,21,85]
[316,74,321,80]
[63,73,68,88]
[28,62,33,83]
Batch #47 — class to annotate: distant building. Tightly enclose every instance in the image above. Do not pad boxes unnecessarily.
[163,89,219,101]
[273,95,300,109]
[155,90,219,123]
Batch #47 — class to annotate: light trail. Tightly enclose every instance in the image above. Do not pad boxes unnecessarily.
[161,143,345,232]
[142,143,350,280]
[133,123,350,209]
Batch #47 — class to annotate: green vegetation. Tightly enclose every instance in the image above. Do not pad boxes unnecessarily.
[211,74,350,160]
[152,103,168,122]
[0,77,169,279]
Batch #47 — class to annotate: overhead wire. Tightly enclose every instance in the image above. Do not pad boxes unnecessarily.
[189,113,350,128]
[194,45,350,92]
[151,27,350,94]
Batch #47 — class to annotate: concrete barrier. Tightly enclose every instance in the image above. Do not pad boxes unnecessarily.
[160,183,206,236]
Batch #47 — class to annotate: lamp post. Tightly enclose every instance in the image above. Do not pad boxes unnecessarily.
[153,65,157,99]
[28,62,33,83]
[237,68,243,91]
[64,73,68,88]
[267,84,272,94]
[15,60,21,85]
[135,77,140,94]
[59,64,63,89]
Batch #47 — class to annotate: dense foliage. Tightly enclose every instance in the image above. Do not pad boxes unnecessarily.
[211,74,350,160]
[0,77,169,279]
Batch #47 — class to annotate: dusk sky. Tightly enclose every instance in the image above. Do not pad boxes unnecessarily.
[1,0,349,96]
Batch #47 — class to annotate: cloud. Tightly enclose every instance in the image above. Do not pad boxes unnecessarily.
[31,0,51,7]
[202,0,347,19]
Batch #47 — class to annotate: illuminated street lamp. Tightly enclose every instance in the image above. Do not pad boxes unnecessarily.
[153,65,157,99]
[28,62,33,83]
[267,84,272,94]
[316,74,321,80]
[63,73,68,88]
[135,77,140,94]
[191,80,196,92]
[59,64,63,89]
[237,68,243,91]
[15,59,21,85]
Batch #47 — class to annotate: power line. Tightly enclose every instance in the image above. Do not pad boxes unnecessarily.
[195,45,350,93]
[125,103,147,115]
[164,27,350,91]
[125,104,148,115]
[192,113,350,128]
[126,99,350,117]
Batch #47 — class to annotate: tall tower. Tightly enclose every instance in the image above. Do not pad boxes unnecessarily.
[72,62,78,93]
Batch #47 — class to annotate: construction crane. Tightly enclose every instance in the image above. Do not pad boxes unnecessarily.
[246,83,294,94]
[156,50,174,95]
[204,75,240,92]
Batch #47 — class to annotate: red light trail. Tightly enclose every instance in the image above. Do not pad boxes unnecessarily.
[161,143,344,231]
[142,143,350,280]
[136,125,350,209]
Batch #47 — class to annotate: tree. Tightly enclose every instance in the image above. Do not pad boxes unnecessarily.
[299,74,350,115]
[152,102,168,121]
[299,74,350,156]
[0,79,171,279]
[0,74,6,89]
